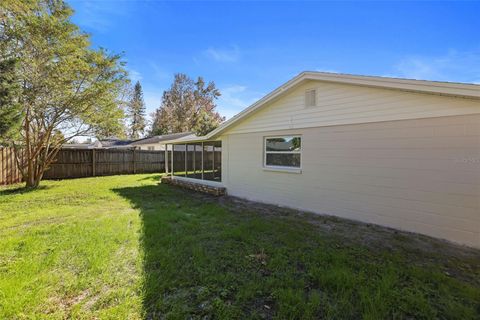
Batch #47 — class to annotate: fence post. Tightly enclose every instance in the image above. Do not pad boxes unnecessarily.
[133,149,136,174]
[92,149,96,177]
[1,148,4,185]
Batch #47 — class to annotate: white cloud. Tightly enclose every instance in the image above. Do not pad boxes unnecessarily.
[390,50,480,83]
[217,85,261,119]
[70,0,129,32]
[203,46,241,63]
[127,69,142,82]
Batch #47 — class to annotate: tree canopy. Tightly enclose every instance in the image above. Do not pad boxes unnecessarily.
[0,0,128,187]
[0,58,22,141]
[126,81,147,139]
[150,74,225,136]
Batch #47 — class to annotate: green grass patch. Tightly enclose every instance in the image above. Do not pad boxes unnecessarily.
[0,174,479,319]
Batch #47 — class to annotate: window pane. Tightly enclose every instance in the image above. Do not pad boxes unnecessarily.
[266,136,301,152]
[266,153,301,167]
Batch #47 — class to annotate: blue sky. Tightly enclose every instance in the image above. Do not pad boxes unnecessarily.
[69,1,480,120]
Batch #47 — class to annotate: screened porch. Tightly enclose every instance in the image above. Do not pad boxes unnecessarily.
[165,141,222,183]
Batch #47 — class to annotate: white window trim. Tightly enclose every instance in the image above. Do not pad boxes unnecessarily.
[263,135,302,172]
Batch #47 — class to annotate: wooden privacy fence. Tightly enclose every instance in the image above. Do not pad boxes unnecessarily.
[43,149,166,179]
[0,147,166,185]
[0,147,23,185]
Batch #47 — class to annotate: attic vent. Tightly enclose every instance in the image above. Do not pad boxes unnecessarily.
[305,89,316,107]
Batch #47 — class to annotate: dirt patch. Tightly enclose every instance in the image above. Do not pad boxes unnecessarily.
[174,188,480,286]
[231,195,480,284]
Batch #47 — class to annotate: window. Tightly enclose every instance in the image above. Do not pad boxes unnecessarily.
[305,89,316,107]
[264,136,301,169]
[147,146,155,151]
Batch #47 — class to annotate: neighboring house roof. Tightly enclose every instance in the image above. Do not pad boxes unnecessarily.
[62,141,102,149]
[129,132,195,146]
[61,133,195,150]
[98,138,134,148]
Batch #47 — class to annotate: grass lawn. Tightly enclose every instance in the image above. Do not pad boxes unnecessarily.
[0,174,479,319]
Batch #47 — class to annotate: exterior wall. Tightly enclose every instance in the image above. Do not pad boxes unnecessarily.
[135,143,165,151]
[222,114,480,248]
[226,81,480,135]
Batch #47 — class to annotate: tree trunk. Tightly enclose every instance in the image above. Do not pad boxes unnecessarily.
[24,113,34,188]
[24,158,37,188]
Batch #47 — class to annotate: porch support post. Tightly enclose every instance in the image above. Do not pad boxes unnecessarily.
[165,144,169,174]
[201,142,204,180]
[184,144,187,177]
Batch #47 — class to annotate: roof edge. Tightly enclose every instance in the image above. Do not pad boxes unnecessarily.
[205,71,480,139]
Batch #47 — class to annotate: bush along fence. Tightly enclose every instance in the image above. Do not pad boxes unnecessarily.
[0,147,166,185]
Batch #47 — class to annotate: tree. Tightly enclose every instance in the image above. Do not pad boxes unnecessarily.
[150,107,170,136]
[0,58,22,141]
[150,74,225,136]
[126,81,146,139]
[0,0,128,188]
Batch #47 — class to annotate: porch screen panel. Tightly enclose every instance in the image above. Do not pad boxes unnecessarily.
[186,144,195,178]
[194,144,203,179]
[213,141,222,181]
[173,144,186,176]
[203,142,214,181]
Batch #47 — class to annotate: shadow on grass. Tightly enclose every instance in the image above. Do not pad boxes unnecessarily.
[113,183,280,319]
[0,185,52,196]
[113,183,480,320]
[137,174,162,182]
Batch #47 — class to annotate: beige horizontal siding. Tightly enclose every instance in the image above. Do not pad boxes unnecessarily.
[225,81,480,135]
[222,114,480,247]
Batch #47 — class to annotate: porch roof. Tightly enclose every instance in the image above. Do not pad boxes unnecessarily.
[162,134,215,144]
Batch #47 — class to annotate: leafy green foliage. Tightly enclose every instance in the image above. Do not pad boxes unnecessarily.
[150,74,225,136]
[1,174,479,319]
[0,0,128,187]
[0,58,21,141]
[127,81,147,139]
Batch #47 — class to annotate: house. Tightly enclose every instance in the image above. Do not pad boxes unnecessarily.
[62,140,102,149]
[62,138,133,149]
[61,133,195,150]
[97,138,136,149]
[164,71,480,248]
[129,132,196,150]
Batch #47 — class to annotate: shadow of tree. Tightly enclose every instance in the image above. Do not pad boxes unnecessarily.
[0,185,52,196]
[137,174,162,182]
[113,182,480,320]
[113,184,283,319]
